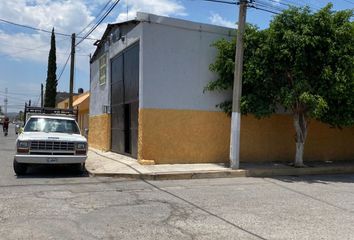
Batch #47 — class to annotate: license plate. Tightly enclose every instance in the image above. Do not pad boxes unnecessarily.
[47,157,58,163]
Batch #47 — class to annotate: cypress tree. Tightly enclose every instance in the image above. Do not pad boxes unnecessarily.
[44,28,57,108]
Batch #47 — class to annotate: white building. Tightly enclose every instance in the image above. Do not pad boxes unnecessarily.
[89,12,234,164]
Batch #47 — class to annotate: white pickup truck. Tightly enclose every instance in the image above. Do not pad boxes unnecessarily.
[14,112,87,175]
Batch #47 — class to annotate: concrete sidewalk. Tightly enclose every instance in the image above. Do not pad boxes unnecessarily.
[86,149,354,180]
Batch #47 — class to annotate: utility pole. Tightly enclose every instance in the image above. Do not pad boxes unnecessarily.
[230,0,248,169]
[41,83,44,107]
[69,33,75,109]
[4,88,8,115]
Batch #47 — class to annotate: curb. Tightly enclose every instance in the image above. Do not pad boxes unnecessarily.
[246,165,354,177]
[88,170,247,180]
[87,165,354,180]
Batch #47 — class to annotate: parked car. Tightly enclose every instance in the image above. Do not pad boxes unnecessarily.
[13,107,87,175]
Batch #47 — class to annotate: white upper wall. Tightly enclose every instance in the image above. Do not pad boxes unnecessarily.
[139,13,234,111]
[90,13,235,115]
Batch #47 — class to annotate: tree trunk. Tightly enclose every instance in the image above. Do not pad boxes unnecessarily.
[293,112,308,167]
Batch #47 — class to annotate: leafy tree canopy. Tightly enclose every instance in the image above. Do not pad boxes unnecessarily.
[206,4,354,128]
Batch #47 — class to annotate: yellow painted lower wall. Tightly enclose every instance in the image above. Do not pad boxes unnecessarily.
[88,114,111,151]
[138,109,230,164]
[138,108,354,164]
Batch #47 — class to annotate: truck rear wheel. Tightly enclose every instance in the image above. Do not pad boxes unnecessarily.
[13,160,27,175]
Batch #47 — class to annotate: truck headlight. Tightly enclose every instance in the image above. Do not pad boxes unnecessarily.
[17,141,29,153]
[18,141,29,148]
[75,142,87,155]
[76,142,86,150]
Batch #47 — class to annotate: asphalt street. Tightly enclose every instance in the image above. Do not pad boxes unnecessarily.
[1,124,354,240]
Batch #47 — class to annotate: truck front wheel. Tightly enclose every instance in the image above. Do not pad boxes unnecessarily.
[13,160,28,175]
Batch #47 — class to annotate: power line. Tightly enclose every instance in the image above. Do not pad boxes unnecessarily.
[0,94,34,102]
[34,95,41,107]
[77,0,114,36]
[0,17,98,41]
[76,0,121,46]
[265,0,292,7]
[0,91,38,96]
[57,52,71,82]
[196,0,237,5]
[0,43,89,56]
[249,5,280,14]
[343,0,354,5]
[278,0,319,10]
[0,92,38,99]
[254,0,285,12]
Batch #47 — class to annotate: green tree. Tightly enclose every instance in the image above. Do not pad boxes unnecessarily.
[205,4,354,167]
[44,28,57,108]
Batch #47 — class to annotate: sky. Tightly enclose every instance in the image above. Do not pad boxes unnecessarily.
[0,0,353,113]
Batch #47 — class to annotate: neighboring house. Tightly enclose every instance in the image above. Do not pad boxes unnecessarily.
[56,90,83,109]
[55,92,80,106]
[90,12,354,165]
[56,90,89,135]
[73,92,90,134]
[56,95,80,109]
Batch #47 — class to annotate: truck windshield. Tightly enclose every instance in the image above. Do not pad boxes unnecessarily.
[24,118,80,134]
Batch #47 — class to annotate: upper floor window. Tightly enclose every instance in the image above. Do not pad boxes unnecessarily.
[99,54,107,85]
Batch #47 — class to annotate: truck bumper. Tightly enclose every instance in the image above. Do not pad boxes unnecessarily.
[15,155,87,164]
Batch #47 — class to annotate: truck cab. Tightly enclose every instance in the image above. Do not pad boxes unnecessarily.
[13,107,87,175]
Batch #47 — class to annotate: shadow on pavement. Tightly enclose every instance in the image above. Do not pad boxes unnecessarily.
[271,174,354,184]
[16,165,89,179]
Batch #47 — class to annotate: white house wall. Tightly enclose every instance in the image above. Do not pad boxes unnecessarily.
[140,20,233,111]
[137,15,236,164]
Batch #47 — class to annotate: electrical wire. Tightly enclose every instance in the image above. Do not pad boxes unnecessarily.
[0,91,38,96]
[0,43,88,56]
[254,0,285,12]
[279,0,318,10]
[34,95,41,107]
[0,18,98,41]
[77,0,114,36]
[264,0,291,7]
[197,0,237,5]
[0,93,35,102]
[343,0,354,5]
[57,52,71,82]
[249,5,280,14]
[76,0,121,46]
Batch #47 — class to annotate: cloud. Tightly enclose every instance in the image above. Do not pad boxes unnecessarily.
[0,0,187,78]
[209,13,235,28]
[0,1,94,36]
[116,0,186,22]
[0,0,97,70]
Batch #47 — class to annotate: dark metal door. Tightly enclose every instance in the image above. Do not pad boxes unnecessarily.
[111,43,139,157]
